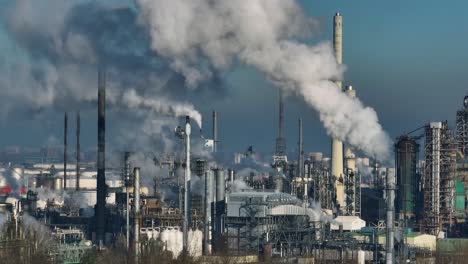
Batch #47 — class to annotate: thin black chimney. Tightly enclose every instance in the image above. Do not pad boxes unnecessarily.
[96,67,107,246]
[64,112,68,189]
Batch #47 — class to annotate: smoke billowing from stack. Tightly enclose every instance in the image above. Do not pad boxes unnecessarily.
[96,67,107,246]
[135,0,392,164]
[64,112,68,189]
[76,111,80,191]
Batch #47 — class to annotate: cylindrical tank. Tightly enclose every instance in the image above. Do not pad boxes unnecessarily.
[395,136,419,221]
[54,177,63,190]
[310,152,323,162]
[228,169,235,182]
[213,168,225,253]
[215,169,225,202]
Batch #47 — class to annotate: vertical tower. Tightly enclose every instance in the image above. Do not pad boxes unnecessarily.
[96,67,107,247]
[386,168,396,264]
[456,96,468,157]
[395,135,419,223]
[331,12,345,211]
[213,111,218,153]
[183,116,192,253]
[76,112,80,191]
[273,89,288,170]
[422,122,456,236]
[64,112,68,189]
[133,167,141,260]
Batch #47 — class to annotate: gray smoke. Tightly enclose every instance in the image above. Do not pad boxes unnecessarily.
[136,0,392,162]
[0,0,209,130]
[308,200,338,224]
[0,213,7,234]
[22,213,55,247]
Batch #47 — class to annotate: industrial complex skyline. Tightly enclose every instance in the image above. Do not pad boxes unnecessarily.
[0,1,468,263]
[0,0,466,155]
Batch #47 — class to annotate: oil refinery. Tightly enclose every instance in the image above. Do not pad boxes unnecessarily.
[0,1,467,264]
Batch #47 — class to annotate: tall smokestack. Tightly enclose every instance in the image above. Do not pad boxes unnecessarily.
[298,118,304,177]
[213,168,226,253]
[76,112,80,191]
[96,67,107,247]
[213,110,218,153]
[331,12,344,212]
[134,167,141,261]
[183,116,192,254]
[203,170,214,255]
[275,89,286,156]
[64,112,68,189]
[386,168,396,264]
[298,118,307,205]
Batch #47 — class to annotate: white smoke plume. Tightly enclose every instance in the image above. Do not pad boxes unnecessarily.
[136,0,392,162]
[36,188,91,210]
[308,200,338,224]
[122,89,202,128]
[228,179,252,193]
[22,213,55,247]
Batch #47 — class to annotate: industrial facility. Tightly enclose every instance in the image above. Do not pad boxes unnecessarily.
[0,6,468,264]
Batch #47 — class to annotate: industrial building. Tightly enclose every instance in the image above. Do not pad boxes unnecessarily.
[2,11,468,264]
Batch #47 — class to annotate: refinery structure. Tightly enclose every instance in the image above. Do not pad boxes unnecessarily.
[0,4,468,264]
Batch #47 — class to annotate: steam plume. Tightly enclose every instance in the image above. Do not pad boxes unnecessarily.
[136,0,392,162]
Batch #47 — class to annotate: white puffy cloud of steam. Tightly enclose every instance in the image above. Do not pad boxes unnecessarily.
[36,188,91,210]
[123,89,202,128]
[136,0,392,162]
[0,0,208,143]
[228,179,251,193]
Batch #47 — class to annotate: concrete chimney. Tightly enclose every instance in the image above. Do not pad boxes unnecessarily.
[331,12,344,211]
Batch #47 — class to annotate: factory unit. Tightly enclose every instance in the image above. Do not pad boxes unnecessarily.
[421,122,457,236]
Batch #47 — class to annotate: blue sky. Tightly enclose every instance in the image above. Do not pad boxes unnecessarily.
[0,0,466,158]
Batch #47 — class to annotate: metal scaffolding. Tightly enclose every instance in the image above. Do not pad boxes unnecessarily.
[422,122,456,235]
[344,169,356,216]
[456,96,468,157]
[306,158,334,210]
